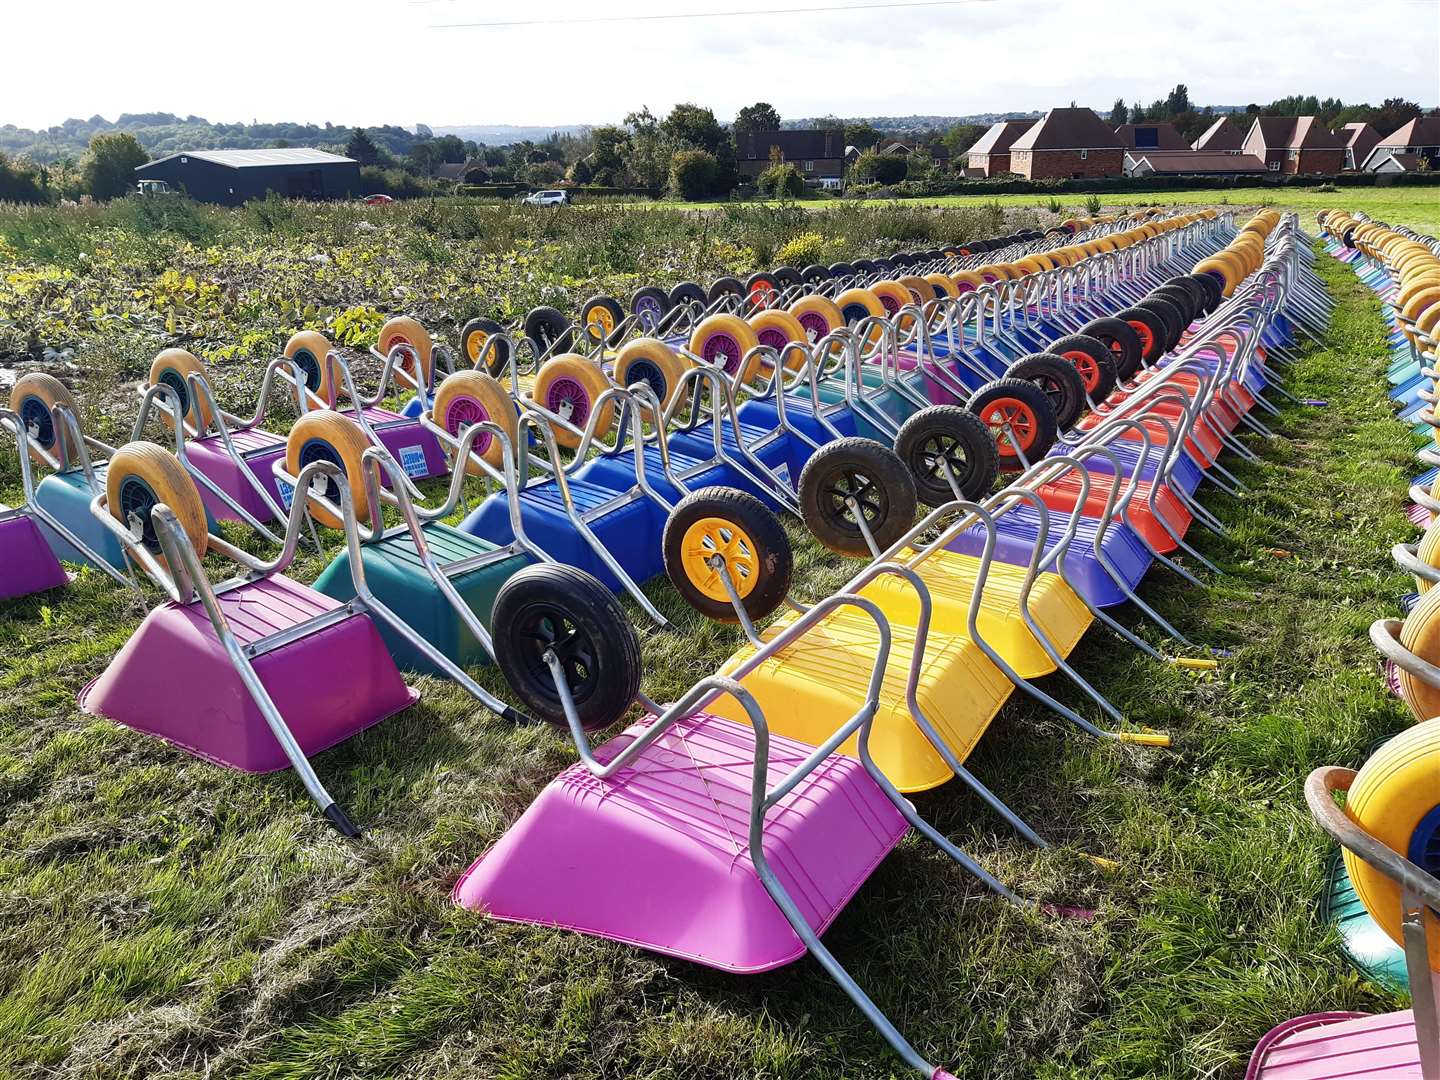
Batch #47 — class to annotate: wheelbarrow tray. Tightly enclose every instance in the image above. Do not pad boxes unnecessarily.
[1244,1011,1421,1079]
[711,605,1015,793]
[32,467,135,573]
[454,710,909,973]
[79,573,417,772]
[0,509,69,600]
[1036,472,1193,554]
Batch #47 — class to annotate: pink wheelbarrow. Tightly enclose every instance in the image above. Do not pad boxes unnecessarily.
[77,441,422,836]
[456,559,1074,1078]
[1245,734,1440,1079]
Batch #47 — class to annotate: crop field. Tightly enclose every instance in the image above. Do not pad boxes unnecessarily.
[0,194,1431,1078]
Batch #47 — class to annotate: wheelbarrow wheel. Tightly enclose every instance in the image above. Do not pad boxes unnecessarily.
[580,295,626,347]
[433,370,518,473]
[629,286,671,332]
[1115,306,1169,365]
[707,276,745,305]
[1341,716,1440,971]
[1048,335,1117,402]
[147,349,213,433]
[834,287,886,326]
[491,563,642,732]
[285,409,372,530]
[689,314,763,385]
[787,295,845,343]
[745,271,779,308]
[523,306,575,359]
[895,405,999,507]
[748,308,807,366]
[800,264,831,285]
[1078,317,1144,382]
[10,372,83,468]
[1137,297,1184,354]
[106,441,209,564]
[613,338,687,410]
[284,330,336,406]
[460,317,510,376]
[532,354,614,449]
[799,437,918,557]
[376,315,434,391]
[663,486,793,623]
[1006,354,1087,431]
[1186,272,1222,315]
[828,262,857,279]
[668,281,707,312]
[771,265,803,289]
[968,378,1059,467]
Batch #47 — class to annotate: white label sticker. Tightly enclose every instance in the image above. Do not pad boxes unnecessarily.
[399,444,428,478]
[772,462,791,487]
[276,478,295,510]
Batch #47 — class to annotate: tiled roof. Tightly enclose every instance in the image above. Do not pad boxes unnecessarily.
[1115,122,1189,151]
[1010,108,1122,151]
[1192,116,1245,152]
[966,119,1033,156]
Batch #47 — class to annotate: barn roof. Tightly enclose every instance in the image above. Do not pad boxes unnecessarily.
[138,148,356,170]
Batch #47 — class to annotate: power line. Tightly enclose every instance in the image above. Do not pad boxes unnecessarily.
[427,0,1001,29]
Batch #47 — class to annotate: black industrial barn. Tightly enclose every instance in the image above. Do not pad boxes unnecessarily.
[133,148,361,205]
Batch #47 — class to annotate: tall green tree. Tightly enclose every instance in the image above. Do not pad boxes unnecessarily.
[623,108,668,190]
[1108,98,1128,126]
[80,132,147,199]
[734,102,781,141]
[661,103,726,154]
[345,128,382,165]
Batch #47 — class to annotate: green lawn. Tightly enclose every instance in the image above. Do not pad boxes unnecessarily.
[0,241,1429,1078]
[661,186,1440,237]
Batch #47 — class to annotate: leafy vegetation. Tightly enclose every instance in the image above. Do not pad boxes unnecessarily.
[0,225,1425,1077]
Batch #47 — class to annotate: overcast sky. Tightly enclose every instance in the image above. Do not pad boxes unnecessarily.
[5,0,1438,132]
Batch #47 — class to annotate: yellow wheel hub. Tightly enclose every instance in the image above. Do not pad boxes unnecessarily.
[680,517,760,602]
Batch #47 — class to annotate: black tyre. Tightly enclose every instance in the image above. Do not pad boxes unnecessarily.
[798,437,918,557]
[872,257,896,273]
[1048,334,1118,402]
[895,405,1000,507]
[630,286,672,332]
[828,262,857,279]
[669,281,708,311]
[1186,271,1222,315]
[1079,316,1144,381]
[707,276,746,304]
[1114,305,1168,365]
[1006,353,1088,430]
[891,253,916,268]
[801,264,832,285]
[967,377,1060,465]
[1138,296,1185,353]
[662,486,792,623]
[460,317,510,376]
[523,306,575,359]
[1161,275,1206,320]
[772,265,803,289]
[1150,286,1197,332]
[580,295,626,346]
[492,563,642,732]
[852,259,881,275]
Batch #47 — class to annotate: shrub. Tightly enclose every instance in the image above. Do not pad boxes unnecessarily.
[1083,193,1103,214]
[0,152,46,204]
[851,151,907,185]
[776,231,828,265]
[668,149,719,201]
[757,162,805,199]
[81,132,149,200]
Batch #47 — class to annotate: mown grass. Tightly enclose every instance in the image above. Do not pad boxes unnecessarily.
[664,186,1440,237]
[0,239,1427,1079]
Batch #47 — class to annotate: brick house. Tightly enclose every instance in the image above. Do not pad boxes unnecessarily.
[1115,121,1190,152]
[965,119,1033,176]
[1191,116,1246,153]
[1241,116,1346,175]
[1362,117,1440,171]
[1007,108,1123,180]
[1339,122,1382,171]
[736,129,846,187]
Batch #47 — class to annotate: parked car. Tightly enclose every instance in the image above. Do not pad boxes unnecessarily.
[361,193,395,205]
[523,189,569,207]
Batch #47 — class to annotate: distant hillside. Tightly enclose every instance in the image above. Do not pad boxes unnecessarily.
[0,114,423,164]
[784,113,1042,133]
[429,124,592,145]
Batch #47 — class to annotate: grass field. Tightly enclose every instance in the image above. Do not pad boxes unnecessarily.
[665,185,1440,237]
[0,206,1432,1077]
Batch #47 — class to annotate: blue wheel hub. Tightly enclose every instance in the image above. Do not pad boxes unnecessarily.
[158,370,191,417]
[293,350,322,392]
[298,439,344,502]
[19,395,55,449]
[626,359,666,402]
[1408,804,1440,877]
[118,476,161,550]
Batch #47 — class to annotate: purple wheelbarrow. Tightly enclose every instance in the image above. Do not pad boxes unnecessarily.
[455,563,1075,1079]
[1244,762,1439,1079]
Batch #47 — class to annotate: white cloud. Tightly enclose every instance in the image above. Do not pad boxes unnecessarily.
[2,0,1436,131]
